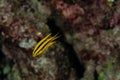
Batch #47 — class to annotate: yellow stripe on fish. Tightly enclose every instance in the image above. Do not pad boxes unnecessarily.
[33,41,56,57]
[33,33,51,54]
[32,33,60,57]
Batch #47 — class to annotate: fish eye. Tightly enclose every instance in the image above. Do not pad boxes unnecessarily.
[37,32,42,37]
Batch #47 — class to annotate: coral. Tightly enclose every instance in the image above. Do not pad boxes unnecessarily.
[0,0,120,80]
[45,0,120,79]
[0,0,77,80]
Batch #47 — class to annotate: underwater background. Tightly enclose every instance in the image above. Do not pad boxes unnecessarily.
[0,0,120,80]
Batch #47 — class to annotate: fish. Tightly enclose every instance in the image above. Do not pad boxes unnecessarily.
[32,33,60,57]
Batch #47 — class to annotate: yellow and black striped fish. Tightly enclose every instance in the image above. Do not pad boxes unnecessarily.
[32,33,60,57]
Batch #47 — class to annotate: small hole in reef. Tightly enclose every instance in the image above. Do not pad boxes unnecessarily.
[30,8,35,13]
[38,0,41,2]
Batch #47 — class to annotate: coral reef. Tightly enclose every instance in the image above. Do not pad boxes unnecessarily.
[0,0,120,80]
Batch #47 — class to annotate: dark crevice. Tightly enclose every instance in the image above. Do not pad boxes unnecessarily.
[47,18,85,79]
[0,36,14,80]
[94,69,98,80]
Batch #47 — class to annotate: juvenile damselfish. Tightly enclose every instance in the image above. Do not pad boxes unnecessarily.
[32,33,60,57]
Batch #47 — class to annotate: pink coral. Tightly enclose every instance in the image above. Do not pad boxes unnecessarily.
[55,1,84,25]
